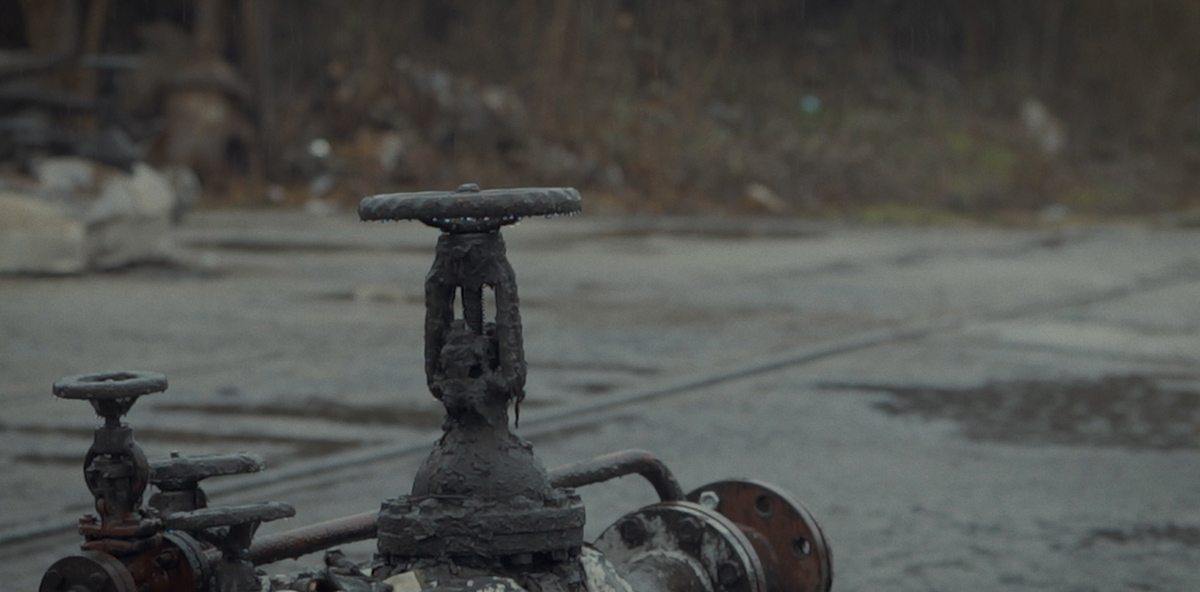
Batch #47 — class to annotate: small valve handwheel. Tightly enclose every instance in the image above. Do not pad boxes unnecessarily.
[53,371,166,538]
[688,480,833,592]
[53,371,168,401]
[359,183,581,232]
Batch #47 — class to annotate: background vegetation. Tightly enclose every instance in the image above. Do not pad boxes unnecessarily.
[12,0,1200,219]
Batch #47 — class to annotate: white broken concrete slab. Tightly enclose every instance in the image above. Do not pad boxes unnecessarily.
[2,162,185,273]
[31,156,97,193]
[0,191,86,274]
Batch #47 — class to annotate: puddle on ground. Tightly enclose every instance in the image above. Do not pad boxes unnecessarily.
[1079,523,1200,549]
[822,375,1200,450]
[565,381,619,395]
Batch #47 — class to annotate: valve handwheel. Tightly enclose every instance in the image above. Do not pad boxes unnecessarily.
[53,370,168,400]
[53,371,167,425]
[359,183,581,232]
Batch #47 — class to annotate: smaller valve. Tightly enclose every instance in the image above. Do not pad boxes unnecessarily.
[53,371,167,546]
[47,371,298,592]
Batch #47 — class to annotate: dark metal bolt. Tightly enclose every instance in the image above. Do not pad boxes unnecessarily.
[155,550,178,569]
[791,535,812,559]
[718,562,743,587]
[753,494,773,518]
[675,516,702,544]
[87,572,108,588]
[619,517,646,546]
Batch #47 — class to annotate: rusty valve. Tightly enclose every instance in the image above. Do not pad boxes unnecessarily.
[53,371,167,547]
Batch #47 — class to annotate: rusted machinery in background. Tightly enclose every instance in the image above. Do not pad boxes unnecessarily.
[39,185,833,592]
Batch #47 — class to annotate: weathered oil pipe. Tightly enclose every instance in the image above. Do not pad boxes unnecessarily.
[247,510,378,565]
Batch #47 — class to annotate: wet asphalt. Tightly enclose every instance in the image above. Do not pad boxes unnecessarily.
[1,211,1198,591]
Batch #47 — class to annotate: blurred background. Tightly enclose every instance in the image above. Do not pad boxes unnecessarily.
[3,0,1199,221]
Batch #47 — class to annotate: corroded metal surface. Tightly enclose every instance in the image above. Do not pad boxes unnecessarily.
[687,480,833,592]
[423,231,526,408]
[162,502,294,532]
[149,453,265,515]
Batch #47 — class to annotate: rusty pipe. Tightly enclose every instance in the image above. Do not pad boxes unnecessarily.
[246,510,378,565]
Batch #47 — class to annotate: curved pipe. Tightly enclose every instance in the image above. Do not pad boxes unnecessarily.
[547,449,685,502]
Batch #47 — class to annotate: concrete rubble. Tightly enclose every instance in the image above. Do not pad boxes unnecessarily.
[0,190,87,274]
[0,158,191,274]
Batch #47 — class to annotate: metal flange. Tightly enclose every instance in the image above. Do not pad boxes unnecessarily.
[594,501,767,592]
[39,551,138,592]
[687,480,833,592]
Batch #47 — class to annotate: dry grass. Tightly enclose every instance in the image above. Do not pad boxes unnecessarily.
[237,0,1200,219]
